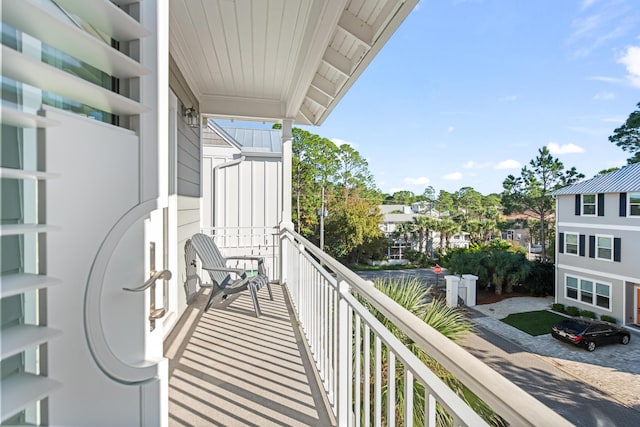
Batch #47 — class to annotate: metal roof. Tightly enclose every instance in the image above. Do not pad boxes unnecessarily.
[551,162,640,195]
[221,126,282,153]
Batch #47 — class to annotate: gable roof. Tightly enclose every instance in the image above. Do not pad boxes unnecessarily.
[551,163,640,195]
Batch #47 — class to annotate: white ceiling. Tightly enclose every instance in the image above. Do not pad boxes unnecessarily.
[169,0,418,126]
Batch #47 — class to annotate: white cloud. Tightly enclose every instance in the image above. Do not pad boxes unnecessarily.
[442,172,463,180]
[587,76,624,84]
[547,142,585,154]
[494,159,521,170]
[499,95,518,102]
[447,126,455,133]
[618,45,640,87]
[607,160,627,168]
[403,176,431,186]
[330,138,358,149]
[602,117,625,123]
[463,160,492,169]
[593,91,615,100]
[582,0,597,10]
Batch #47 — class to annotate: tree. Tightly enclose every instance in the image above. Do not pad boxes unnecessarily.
[323,188,382,264]
[436,217,461,253]
[290,128,338,236]
[389,190,416,205]
[609,102,640,164]
[411,215,437,255]
[361,277,505,426]
[502,146,584,260]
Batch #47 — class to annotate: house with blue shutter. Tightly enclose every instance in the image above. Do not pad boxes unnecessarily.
[551,163,640,326]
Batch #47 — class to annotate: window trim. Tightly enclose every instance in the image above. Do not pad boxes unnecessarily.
[628,192,640,217]
[564,274,612,311]
[564,232,579,256]
[582,194,596,216]
[595,234,613,261]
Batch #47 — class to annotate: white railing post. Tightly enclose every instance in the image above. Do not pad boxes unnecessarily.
[336,279,350,426]
[279,231,287,286]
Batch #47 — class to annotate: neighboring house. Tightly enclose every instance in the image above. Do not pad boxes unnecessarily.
[378,204,445,259]
[551,163,640,326]
[379,205,418,260]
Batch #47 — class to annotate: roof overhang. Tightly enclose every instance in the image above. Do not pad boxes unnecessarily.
[169,0,418,126]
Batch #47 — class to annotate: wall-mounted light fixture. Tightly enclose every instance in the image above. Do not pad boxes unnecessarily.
[182,105,199,127]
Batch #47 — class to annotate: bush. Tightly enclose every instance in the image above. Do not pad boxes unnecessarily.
[566,306,580,316]
[523,260,554,296]
[580,310,596,319]
[600,314,617,324]
[551,303,565,312]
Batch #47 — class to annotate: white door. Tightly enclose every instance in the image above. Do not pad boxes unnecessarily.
[44,109,169,426]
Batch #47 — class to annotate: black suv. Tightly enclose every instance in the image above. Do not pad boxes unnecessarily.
[551,318,631,352]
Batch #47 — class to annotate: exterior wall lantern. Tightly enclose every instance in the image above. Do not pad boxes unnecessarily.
[182,105,199,127]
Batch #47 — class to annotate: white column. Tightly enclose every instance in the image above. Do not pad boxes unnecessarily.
[280,119,294,230]
[461,274,478,306]
[445,275,460,308]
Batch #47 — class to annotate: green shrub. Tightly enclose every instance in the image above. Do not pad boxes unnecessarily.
[523,260,555,296]
[566,306,580,316]
[580,310,596,319]
[600,314,617,324]
[551,303,565,312]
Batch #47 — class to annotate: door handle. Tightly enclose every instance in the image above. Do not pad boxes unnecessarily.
[123,269,172,331]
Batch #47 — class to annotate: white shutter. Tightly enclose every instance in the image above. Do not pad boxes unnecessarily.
[1,0,151,421]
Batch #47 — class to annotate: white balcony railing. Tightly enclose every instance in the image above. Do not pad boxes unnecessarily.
[202,226,280,279]
[279,228,571,427]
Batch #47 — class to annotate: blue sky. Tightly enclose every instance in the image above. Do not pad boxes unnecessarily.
[300,0,640,196]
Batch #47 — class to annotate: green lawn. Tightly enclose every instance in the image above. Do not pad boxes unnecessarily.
[500,310,567,336]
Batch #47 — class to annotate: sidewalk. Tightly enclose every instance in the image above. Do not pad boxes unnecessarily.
[468,297,640,412]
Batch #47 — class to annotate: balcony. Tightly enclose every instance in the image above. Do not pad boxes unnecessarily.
[166,228,571,426]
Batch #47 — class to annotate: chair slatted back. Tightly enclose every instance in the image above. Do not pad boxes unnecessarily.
[191,233,232,288]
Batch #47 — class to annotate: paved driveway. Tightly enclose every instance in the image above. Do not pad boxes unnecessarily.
[471,298,640,411]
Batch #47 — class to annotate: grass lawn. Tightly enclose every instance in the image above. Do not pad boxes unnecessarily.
[501,310,567,336]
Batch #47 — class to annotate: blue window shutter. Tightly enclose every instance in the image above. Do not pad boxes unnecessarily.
[620,193,627,217]
[558,233,564,253]
[614,238,621,262]
[575,195,581,215]
[579,234,585,256]
[597,193,605,216]
[588,235,595,258]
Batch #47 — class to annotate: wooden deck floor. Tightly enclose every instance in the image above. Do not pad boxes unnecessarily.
[164,284,334,427]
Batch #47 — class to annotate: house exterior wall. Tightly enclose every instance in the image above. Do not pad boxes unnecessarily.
[170,59,202,324]
[555,192,640,324]
[201,147,282,277]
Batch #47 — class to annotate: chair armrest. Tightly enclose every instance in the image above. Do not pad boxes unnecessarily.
[225,256,264,263]
[225,256,267,276]
[202,266,245,275]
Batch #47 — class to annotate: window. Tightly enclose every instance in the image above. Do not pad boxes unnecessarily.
[595,283,611,309]
[566,276,578,299]
[630,192,640,216]
[582,194,596,215]
[580,280,593,304]
[596,235,612,260]
[565,233,578,255]
[565,275,611,310]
